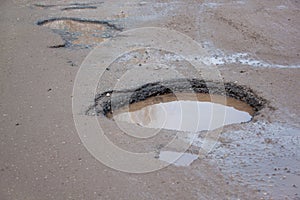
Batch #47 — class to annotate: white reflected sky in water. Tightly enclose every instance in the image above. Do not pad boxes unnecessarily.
[113,100,252,132]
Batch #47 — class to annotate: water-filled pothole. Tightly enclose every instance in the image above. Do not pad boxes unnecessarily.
[89,79,267,132]
[110,93,254,132]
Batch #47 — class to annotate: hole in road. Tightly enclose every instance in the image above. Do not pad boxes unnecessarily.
[109,93,254,132]
[37,18,122,48]
[90,79,267,132]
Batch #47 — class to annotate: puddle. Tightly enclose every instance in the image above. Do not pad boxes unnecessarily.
[111,93,254,132]
[158,151,199,167]
[37,18,122,48]
[90,79,266,119]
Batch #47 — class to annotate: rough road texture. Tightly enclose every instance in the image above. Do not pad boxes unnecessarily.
[89,79,267,116]
[1,0,299,200]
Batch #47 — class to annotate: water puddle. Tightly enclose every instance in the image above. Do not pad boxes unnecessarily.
[111,93,254,132]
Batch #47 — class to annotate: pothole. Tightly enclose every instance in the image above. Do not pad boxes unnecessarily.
[37,18,122,48]
[111,93,254,132]
[89,78,267,133]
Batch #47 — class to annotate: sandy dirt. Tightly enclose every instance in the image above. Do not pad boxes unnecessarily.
[1,0,300,199]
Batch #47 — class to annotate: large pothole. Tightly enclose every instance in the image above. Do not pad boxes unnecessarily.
[88,78,267,132]
[111,93,254,132]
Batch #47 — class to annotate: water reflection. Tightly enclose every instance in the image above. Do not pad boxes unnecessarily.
[112,93,253,132]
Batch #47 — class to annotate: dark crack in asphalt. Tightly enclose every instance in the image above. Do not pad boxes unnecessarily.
[33,2,104,9]
[61,6,98,11]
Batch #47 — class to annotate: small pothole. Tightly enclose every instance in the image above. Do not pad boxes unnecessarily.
[88,78,267,131]
[37,18,122,48]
